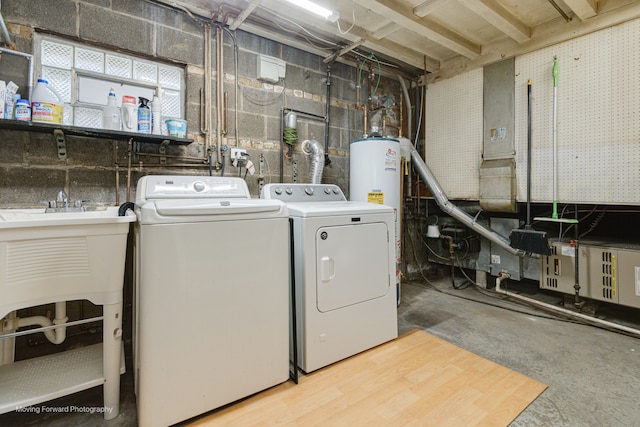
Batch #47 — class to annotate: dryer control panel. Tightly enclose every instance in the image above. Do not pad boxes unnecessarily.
[261,184,346,202]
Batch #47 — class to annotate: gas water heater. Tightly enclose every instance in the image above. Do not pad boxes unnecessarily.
[350,137,401,297]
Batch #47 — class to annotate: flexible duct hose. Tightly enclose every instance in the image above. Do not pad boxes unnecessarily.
[302,139,324,184]
[399,138,525,257]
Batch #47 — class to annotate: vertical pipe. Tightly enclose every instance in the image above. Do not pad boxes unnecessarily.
[215,25,224,167]
[324,65,331,166]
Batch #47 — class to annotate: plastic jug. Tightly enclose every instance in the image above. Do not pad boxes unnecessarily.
[137,97,151,134]
[102,89,121,130]
[121,95,137,132]
[31,78,63,124]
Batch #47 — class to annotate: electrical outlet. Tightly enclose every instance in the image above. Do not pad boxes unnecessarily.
[230,148,247,160]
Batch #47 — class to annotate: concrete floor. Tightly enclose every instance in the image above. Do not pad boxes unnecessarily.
[2,268,640,426]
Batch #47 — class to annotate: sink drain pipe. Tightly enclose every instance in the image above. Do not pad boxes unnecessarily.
[496,272,640,337]
[17,302,68,344]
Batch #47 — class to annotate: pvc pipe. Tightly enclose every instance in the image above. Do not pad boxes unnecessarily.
[17,301,68,344]
[496,272,640,338]
[302,139,324,184]
[398,75,412,141]
[399,138,525,257]
[0,6,11,47]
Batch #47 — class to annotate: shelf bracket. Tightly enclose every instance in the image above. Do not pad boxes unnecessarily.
[53,129,67,160]
[159,139,170,164]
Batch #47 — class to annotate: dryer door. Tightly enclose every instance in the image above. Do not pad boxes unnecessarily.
[316,222,391,312]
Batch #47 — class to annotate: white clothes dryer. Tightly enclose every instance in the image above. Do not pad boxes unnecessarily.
[262,183,397,373]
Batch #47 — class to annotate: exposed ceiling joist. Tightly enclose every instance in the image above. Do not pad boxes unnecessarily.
[229,0,262,30]
[459,0,531,43]
[564,0,598,20]
[371,22,401,39]
[413,0,449,17]
[351,0,481,59]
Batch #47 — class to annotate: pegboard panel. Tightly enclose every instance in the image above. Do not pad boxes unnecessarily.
[515,19,640,205]
[425,69,483,199]
[610,18,640,203]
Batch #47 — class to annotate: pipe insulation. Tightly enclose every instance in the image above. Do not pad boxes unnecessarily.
[496,273,640,338]
[399,138,525,257]
[302,139,324,184]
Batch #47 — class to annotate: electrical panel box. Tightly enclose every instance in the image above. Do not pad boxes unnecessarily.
[257,54,286,84]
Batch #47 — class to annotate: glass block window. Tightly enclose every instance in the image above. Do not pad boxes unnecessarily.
[36,35,185,129]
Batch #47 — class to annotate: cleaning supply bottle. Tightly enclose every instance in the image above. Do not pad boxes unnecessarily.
[137,96,151,134]
[151,92,162,135]
[13,99,31,121]
[31,78,63,124]
[102,88,121,130]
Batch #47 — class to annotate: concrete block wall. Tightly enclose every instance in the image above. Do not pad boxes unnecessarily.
[0,0,401,206]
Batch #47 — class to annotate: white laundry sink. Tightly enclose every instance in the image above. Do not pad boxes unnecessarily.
[0,206,135,319]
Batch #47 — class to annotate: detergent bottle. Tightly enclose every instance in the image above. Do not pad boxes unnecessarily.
[31,79,63,124]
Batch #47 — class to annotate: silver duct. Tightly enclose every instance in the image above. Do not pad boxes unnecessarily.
[399,138,525,257]
[302,139,324,184]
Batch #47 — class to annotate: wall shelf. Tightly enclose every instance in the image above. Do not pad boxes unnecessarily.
[0,119,193,145]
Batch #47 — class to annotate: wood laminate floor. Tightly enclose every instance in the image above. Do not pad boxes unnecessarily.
[189,329,547,426]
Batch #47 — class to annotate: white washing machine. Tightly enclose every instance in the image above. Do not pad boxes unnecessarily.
[134,176,290,427]
[262,183,397,373]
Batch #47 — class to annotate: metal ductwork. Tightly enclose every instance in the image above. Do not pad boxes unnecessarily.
[399,138,525,257]
[302,139,324,184]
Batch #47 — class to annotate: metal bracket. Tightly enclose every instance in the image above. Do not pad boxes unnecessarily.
[292,160,298,183]
[258,154,265,193]
[159,140,170,164]
[53,129,67,160]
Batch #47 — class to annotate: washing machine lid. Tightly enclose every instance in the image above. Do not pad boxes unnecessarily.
[285,201,393,218]
[137,198,288,224]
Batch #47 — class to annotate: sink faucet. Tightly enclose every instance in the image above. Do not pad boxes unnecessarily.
[56,190,69,208]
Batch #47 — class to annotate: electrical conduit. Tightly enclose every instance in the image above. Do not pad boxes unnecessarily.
[399,138,525,257]
[496,272,640,337]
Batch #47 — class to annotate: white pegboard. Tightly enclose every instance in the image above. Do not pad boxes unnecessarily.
[515,18,640,205]
[425,69,483,200]
[425,18,640,206]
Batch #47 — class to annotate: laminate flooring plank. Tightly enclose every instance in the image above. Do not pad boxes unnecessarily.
[189,329,546,427]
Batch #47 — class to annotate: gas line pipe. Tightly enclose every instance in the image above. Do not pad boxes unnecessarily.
[496,272,640,338]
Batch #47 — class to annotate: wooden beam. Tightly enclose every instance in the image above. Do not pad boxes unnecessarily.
[424,1,640,84]
[352,0,480,59]
[371,22,401,39]
[324,39,365,63]
[413,0,449,18]
[564,0,598,21]
[229,0,263,30]
[459,0,530,43]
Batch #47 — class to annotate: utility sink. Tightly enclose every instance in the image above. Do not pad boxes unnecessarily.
[0,205,135,420]
[0,206,135,318]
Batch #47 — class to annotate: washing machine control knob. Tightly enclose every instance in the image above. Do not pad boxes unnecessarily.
[304,186,314,196]
[285,187,293,195]
[193,181,206,192]
[274,187,282,195]
[324,188,331,195]
[332,188,340,194]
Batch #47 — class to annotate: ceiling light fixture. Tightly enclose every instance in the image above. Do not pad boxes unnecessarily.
[285,0,340,22]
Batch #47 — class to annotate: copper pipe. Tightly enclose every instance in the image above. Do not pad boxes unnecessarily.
[222,91,228,136]
[140,152,209,162]
[116,162,211,168]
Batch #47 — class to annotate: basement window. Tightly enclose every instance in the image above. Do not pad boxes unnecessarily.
[34,34,184,131]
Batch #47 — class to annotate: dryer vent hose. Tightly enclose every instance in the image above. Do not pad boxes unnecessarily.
[302,139,324,184]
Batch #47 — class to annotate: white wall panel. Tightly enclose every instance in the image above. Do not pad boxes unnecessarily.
[425,69,483,200]
[426,18,640,206]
